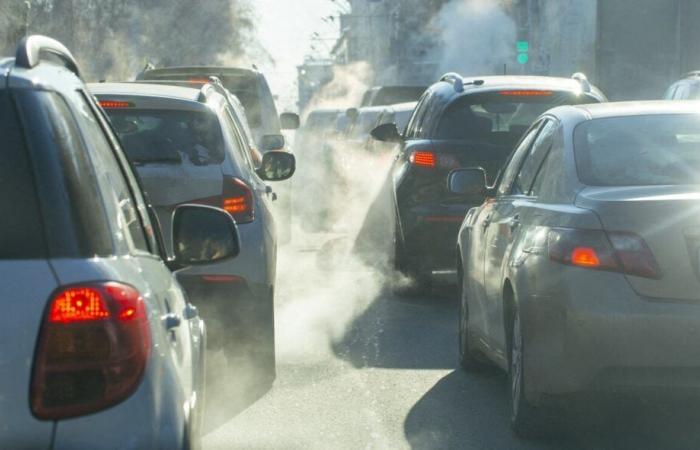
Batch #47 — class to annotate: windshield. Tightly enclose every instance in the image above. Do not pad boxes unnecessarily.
[105,109,225,166]
[370,87,426,106]
[575,114,700,186]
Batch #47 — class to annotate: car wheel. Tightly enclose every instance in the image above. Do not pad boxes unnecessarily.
[393,221,431,297]
[509,308,548,438]
[458,265,487,371]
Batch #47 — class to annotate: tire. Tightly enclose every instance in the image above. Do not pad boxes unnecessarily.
[256,287,277,382]
[509,307,549,438]
[458,264,487,371]
[393,221,431,297]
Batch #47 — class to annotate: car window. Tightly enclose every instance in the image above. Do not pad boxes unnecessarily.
[0,90,46,259]
[104,108,225,166]
[223,106,255,172]
[405,91,432,139]
[32,91,114,257]
[513,119,557,195]
[74,92,150,254]
[497,121,543,196]
[529,150,553,198]
[574,114,700,186]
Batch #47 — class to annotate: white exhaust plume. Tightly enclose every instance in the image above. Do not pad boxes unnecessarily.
[433,0,516,77]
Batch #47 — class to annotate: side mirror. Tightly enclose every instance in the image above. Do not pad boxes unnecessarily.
[258,151,296,181]
[346,108,359,120]
[260,134,285,151]
[448,168,487,199]
[171,205,240,268]
[280,112,300,130]
[371,123,402,143]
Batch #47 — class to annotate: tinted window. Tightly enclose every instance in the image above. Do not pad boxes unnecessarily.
[0,91,46,259]
[497,122,542,196]
[75,93,150,253]
[105,109,225,166]
[370,87,426,106]
[31,92,113,256]
[222,107,254,171]
[436,91,590,146]
[575,114,700,186]
[513,120,557,195]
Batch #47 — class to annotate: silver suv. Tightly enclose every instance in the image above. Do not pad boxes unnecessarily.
[91,82,295,380]
[1,36,239,449]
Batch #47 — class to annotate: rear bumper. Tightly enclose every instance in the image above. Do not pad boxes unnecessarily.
[399,203,468,273]
[520,265,700,402]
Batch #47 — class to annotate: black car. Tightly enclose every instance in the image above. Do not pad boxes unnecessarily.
[372,73,607,293]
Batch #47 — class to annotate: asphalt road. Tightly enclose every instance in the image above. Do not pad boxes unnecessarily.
[199,228,700,450]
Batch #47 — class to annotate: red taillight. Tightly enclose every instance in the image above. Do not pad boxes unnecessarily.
[570,247,601,268]
[409,151,460,170]
[223,177,254,223]
[499,90,553,97]
[410,151,436,168]
[548,228,661,279]
[98,100,132,109]
[31,282,151,420]
[188,78,211,84]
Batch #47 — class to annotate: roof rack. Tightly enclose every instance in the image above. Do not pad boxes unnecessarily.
[15,35,81,79]
[571,72,591,93]
[440,73,465,92]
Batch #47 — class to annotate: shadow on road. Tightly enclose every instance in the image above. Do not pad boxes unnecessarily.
[332,292,458,370]
[405,369,700,450]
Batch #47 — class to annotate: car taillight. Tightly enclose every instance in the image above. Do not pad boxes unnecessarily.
[31,282,150,420]
[409,151,460,170]
[548,228,661,279]
[223,177,254,223]
[98,100,133,109]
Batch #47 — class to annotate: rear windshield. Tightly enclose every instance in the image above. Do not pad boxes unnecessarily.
[436,90,593,146]
[574,114,700,186]
[0,91,45,258]
[219,76,264,128]
[105,109,225,166]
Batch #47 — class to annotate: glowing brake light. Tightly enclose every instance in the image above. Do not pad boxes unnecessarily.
[31,282,150,420]
[98,100,133,109]
[188,78,211,84]
[410,151,436,168]
[48,287,109,323]
[223,177,255,223]
[570,247,601,268]
[548,228,661,279]
[499,90,553,97]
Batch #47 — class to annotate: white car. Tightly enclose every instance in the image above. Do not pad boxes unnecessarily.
[1,35,240,449]
[91,82,295,378]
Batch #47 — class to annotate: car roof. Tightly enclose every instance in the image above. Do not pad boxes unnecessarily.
[569,101,700,119]
[90,82,202,101]
[435,75,606,100]
[142,66,260,78]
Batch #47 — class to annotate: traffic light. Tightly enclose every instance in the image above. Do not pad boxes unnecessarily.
[516,40,529,65]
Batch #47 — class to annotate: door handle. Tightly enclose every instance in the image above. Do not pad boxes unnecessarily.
[265,185,273,194]
[162,313,182,330]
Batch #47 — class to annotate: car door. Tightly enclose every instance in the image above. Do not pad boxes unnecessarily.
[482,119,557,351]
[76,91,198,395]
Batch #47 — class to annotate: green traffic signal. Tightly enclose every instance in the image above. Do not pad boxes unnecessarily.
[517,53,529,65]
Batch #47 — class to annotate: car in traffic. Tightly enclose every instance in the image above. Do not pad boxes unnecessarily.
[91,82,296,380]
[371,73,607,294]
[454,100,700,437]
[664,72,700,100]
[361,85,427,107]
[0,35,240,449]
[137,66,300,242]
